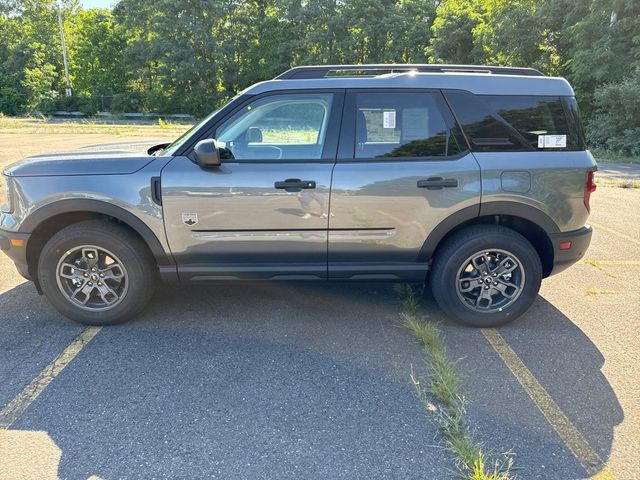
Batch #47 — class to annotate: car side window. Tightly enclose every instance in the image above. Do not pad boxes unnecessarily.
[216,93,334,161]
[443,91,587,152]
[483,95,586,151]
[353,92,462,159]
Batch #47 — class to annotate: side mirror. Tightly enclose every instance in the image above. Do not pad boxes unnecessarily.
[193,139,221,167]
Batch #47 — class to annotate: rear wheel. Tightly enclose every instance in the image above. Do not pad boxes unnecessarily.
[38,221,156,325]
[429,225,542,327]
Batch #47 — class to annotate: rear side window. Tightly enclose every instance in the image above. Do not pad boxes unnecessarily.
[444,91,586,152]
[353,92,463,158]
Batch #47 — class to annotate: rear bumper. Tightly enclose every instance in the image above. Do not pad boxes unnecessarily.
[0,229,32,280]
[548,225,592,276]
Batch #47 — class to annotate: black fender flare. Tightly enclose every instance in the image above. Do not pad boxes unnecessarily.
[418,201,560,261]
[20,199,173,265]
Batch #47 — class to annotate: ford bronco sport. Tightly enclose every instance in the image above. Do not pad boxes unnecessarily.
[0,64,596,327]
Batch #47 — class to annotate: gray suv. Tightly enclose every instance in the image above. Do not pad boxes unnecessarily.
[0,64,596,327]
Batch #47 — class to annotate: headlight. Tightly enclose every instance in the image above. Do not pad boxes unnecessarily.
[1,176,13,214]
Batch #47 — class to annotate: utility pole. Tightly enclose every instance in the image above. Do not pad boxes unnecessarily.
[57,2,72,97]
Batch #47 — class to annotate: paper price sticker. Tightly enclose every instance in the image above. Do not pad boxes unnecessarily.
[538,134,567,148]
[383,110,396,129]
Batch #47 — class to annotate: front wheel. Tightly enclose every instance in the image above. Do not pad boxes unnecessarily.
[38,220,156,325]
[429,225,542,327]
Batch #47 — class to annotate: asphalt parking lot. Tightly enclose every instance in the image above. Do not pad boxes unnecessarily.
[1,133,639,479]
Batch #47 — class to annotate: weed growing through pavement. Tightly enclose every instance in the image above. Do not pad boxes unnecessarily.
[585,287,615,296]
[396,284,516,480]
[582,259,617,278]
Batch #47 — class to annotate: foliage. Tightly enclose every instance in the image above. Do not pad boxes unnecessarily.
[0,0,78,112]
[587,71,640,156]
[67,8,127,99]
[0,86,24,115]
[568,0,640,115]
[0,0,638,155]
[38,92,98,114]
[429,0,484,65]
[20,45,57,109]
[398,285,516,480]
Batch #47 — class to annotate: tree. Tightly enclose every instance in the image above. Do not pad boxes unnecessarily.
[391,0,436,63]
[568,0,640,115]
[429,0,485,64]
[67,9,127,102]
[0,0,79,112]
[587,70,640,156]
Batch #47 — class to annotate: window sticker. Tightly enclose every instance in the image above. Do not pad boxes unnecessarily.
[383,110,396,129]
[538,134,567,148]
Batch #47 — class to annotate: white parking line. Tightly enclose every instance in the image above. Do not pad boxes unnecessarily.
[482,328,618,480]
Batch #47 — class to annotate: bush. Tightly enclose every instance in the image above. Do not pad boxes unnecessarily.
[0,87,25,115]
[110,92,144,113]
[38,93,98,116]
[36,90,61,114]
[587,71,640,157]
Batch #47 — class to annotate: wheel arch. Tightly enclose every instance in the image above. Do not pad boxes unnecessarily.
[420,202,558,278]
[22,200,173,289]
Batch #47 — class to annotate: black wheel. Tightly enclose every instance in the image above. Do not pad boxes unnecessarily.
[429,225,542,327]
[38,220,156,325]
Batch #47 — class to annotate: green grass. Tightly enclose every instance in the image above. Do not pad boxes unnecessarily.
[591,148,640,165]
[261,129,318,144]
[0,116,320,143]
[0,115,190,136]
[469,453,516,480]
[594,177,640,189]
[402,314,444,357]
[157,117,182,129]
[397,284,516,480]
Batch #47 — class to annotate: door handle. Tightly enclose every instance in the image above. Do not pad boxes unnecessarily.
[417,177,458,190]
[274,179,316,191]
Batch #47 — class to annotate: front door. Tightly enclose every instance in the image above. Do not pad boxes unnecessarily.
[162,91,343,281]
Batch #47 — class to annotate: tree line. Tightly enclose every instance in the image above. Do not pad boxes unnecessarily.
[0,0,638,155]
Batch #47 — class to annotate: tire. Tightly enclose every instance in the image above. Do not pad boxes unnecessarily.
[429,225,542,327]
[37,220,156,325]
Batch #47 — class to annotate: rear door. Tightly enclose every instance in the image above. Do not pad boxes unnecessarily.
[328,89,481,280]
[161,90,343,281]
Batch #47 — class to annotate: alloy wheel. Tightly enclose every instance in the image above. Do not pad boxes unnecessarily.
[455,249,525,313]
[55,245,129,311]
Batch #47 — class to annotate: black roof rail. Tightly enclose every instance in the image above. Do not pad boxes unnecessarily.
[275,64,545,79]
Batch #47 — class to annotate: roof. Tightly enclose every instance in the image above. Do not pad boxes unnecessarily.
[243,66,575,97]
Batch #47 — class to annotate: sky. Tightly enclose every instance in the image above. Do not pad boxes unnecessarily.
[81,0,116,8]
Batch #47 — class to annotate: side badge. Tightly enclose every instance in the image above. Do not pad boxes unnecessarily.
[182,213,198,226]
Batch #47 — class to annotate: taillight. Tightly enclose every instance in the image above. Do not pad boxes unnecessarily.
[584,170,596,212]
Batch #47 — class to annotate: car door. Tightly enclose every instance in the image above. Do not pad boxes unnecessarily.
[328,89,481,281]
[161,90,343,281]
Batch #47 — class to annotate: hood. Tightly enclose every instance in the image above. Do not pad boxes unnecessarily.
[4,141,167,177]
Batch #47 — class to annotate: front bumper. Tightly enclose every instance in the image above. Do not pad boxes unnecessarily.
[0,229,32,280]
[548,225,593,276]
